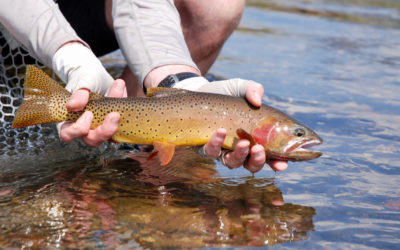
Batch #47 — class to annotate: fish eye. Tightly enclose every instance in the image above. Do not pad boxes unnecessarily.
[294,128,306,137]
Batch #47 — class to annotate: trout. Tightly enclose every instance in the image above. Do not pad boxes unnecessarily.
[12,66,323,165]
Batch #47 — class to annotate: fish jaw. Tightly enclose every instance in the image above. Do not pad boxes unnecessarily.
[252,117,323,162]
[277,137,323,161]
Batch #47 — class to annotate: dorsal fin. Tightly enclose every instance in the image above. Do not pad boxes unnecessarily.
[146,87,189,97]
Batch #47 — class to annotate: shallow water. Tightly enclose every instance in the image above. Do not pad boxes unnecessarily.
[1,0,400,248]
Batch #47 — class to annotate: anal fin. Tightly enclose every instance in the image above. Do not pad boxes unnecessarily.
[148,141,176,166]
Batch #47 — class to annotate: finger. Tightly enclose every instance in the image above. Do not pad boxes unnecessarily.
[244,144,266,173]
[245,81,264,107]
[60,111,92,143]
[107,79,127,98]
[82,112,120,147]
[266,160,288,172]
[271,198,285,206]
[204,128,227,157]
[66,88,90,112]
[224,139,250,169]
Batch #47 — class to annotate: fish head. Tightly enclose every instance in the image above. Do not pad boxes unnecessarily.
[252,117,323,161]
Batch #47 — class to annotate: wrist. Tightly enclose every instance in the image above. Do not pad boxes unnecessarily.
[158,72,200,88]
[143,65,200,89]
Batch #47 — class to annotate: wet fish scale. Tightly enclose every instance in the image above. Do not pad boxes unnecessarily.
[84,92,257,147]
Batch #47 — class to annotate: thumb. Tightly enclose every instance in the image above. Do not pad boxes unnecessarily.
[245,81,264,107]
[66,88,90,112]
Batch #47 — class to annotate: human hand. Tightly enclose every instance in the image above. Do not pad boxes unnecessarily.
[52,42,115,95]
[52,42,127,146]
[59,79,127,147]
[175,77,288,172]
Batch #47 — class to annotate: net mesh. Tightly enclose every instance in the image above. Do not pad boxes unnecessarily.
[0,24,115,166]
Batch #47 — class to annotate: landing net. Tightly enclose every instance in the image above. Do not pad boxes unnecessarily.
[0,24,114,166]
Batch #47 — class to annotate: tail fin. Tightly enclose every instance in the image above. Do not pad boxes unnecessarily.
[11,65,71,128]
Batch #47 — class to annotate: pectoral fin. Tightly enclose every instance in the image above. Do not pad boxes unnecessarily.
[236,128,257,147]
[149,141,176,166]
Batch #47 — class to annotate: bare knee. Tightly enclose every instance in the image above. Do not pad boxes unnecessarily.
[175,0,245,72]
[176,0,245,39]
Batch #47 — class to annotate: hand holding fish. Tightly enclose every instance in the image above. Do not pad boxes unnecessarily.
[59,79,127,147]
[52,42,126,147]
[201,82,288,172]
[191,78,288,172]
[146,72,289,172]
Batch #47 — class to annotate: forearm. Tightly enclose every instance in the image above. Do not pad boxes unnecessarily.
[112,0,199,87]
[0,0,86,67]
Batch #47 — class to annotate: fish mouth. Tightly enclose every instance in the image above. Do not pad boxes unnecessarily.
[279,138,323,161]
[297,139,323,151]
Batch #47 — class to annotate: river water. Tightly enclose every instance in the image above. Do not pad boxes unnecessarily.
[1,0,400,248]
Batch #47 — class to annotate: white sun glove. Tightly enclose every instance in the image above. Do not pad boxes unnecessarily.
[52,43,114,138]
[173,76,249,97]
[52,43,114,95]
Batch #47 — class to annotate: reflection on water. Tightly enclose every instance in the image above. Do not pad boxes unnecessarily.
[1,0,400,248]
[0,148,315,248]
